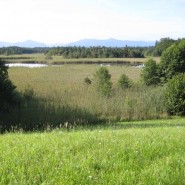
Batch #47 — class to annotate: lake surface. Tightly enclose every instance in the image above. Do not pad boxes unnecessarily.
[6,63,144,68]
[6,63,48,68]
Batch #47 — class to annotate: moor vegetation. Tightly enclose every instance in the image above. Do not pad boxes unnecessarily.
[1,38,185,185]
[0,37,185,132]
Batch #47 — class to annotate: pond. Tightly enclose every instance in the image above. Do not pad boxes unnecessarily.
[6,63,48,68]
[6,63,144,68]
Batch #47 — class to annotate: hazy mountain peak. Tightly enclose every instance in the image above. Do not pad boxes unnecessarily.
[0,38,155,48]
[65,38,155,47]
[0,40,47,48]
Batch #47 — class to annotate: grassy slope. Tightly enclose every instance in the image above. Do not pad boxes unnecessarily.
[0,119,185,184]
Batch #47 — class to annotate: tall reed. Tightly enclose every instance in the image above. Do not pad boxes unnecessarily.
[0,65,168,131]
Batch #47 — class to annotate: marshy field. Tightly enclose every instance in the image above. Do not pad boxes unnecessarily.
[0,53,160,65]
[5,63,166,127]
[0,58,185,184]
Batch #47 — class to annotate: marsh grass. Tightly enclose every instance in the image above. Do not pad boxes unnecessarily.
[0,53,160,64]
[1,63,184,184]
[0,119,185,184]
[0,65,167,131]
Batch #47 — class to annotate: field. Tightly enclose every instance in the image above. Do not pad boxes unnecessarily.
[1,61,184,184]
[0,53,160,65]
[2,64,167,131]
[1,118,185,184]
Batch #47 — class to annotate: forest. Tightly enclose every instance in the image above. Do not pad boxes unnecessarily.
[0,37,177,58]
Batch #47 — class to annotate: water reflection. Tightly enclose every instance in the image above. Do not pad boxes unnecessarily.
[6,63,48,68]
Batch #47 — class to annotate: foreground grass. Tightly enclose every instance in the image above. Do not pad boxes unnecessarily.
[0,119,185,184]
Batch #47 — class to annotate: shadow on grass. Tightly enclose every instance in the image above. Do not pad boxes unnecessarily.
[0,89,102,133]
[1,89,185,133]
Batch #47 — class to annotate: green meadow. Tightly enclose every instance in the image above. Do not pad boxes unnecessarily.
[0,63,184,184]
[1,119,185,184]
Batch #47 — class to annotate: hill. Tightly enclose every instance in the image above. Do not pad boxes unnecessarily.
[0,39,155,48]
[0,40,47,48]
[65,38,155,47]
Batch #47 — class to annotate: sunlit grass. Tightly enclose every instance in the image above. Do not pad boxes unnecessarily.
[9,64,141,89]
[0,118,185,184]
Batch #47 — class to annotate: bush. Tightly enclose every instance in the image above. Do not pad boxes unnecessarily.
[140,58,160,86]
[0,59,18,112]
[93,67,112,97]
[159,39,185,82]
[164,73,185,115]
[117,74,132,89]
[84,77,91,85]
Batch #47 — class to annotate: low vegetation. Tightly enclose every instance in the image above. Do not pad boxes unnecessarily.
[0,119,185,184]
[93,67,112,97]
[0,64,167,131]
[1,37,185,184]
[0,53,156,65]
[117,74,132,89]
[1,38,185,131]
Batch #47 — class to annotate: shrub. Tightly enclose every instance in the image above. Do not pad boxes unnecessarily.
[164,73,185,115]
[84,77,91,85]
[0,59,17,112]
[117,74,132,89]
[140,58,160,86]
[93,67,112,97]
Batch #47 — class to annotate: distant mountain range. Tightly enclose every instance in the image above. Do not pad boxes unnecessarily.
[64,38,155,47]
[0,40,47,48]
[0,39,155,48]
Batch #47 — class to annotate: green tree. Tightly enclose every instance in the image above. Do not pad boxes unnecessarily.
[94,67,112,96]
[159,39,185,82]
[117,74,132,89]
[164,73,185,115]
[141,58,160,86]
[0,59,17,112]
[153,37,175,56]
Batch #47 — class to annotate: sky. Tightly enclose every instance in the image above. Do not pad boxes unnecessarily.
[0,0,185,44]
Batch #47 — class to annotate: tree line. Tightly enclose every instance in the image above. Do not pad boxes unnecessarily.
[145,37,176,56]
[46,46,145,58]
[0,46,145,58]
[0,47,49,55]
[0,37,182,58]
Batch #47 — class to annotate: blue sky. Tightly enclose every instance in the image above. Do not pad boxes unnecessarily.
[0,0,185,44]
